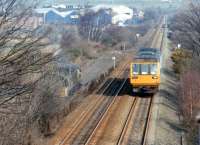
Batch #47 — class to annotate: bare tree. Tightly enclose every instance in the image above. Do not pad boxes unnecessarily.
[101,26,138,47]
[170,2,200,56]
[170,3,200,144]
[179,69,200,145]
[0,0,54,106]
[60,31,78,49]
[0,0,55,144]
[79,9,110,42]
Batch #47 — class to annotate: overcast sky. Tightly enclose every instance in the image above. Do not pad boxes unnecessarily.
[39,0,181,8]
[41,0,180,5]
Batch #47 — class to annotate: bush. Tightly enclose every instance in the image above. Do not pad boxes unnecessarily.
[101,26,137,47]
[171,49,192,74]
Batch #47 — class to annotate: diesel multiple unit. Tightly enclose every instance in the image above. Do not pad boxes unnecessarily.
[129,48,161,93]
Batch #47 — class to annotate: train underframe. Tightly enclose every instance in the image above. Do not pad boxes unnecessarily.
[132,85,158,94]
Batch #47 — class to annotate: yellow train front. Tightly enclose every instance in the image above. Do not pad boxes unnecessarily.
[129,48,160,93]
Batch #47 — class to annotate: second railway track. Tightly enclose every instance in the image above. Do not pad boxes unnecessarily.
[57,55,132,145]
[81,17,164,145]
[53,17,165,145]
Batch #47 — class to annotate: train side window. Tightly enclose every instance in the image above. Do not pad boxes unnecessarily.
[150,64,157,74]
[133,64,139,75]
[141,64,149,74]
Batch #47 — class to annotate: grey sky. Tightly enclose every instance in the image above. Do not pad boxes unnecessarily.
[40,0,181,8]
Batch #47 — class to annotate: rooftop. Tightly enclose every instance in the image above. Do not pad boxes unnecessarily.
[34,8,75,17]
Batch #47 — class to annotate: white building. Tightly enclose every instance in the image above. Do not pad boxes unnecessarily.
[91,5,134,26]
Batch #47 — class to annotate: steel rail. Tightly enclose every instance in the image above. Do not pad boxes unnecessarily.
[84,78,128,145]
[116,98,138,145]
[141,97,153,145]
[59,59,130,145]
[141,16,166,145]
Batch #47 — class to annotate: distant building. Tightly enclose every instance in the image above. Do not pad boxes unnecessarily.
[45,10,80,25]
[34,8,80,25]
[50,4,92,11]
[125,17,143,25]
[52,4,66,9]
[90,5,133,26]
[32,5,143,28]
[138,10,145,19]
[124,10,144,26]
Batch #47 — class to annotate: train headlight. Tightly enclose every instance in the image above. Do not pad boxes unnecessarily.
[152,76,158,79]
[133,76,138,79]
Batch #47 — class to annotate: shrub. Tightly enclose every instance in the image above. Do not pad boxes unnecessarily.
[171,49,192,74]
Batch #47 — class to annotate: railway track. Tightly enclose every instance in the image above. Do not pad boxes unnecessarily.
[83,79,128,145]
[77,94,153,145]
[141,97,153,145]
[56,55,132,145]
[53,17,165,145]
[116,97,153,145]
[58,80,114,145]
[116,98,138,145]
[143,18,163,48]
[79,18,165,145]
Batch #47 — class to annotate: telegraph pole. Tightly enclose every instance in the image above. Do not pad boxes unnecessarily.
[112,56,116,69]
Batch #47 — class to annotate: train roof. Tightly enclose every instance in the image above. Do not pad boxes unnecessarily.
[134,56,159,61]
[139,47,159,52]
[133,47,160,62]
[138,48,160,54]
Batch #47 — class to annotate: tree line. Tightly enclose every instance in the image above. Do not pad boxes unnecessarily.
[169,2,200,145]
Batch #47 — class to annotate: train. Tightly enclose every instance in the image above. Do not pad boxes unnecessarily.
[129,48,161,93]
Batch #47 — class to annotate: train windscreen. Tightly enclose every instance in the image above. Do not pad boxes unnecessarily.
[141,64,149,74]
[133,64,158,75]
[133,64,140,74]
[150,64,157,74]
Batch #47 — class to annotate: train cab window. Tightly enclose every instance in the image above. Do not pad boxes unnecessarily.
[141,64,149,74]
[133,64,139,75]
[150,64,157,74]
